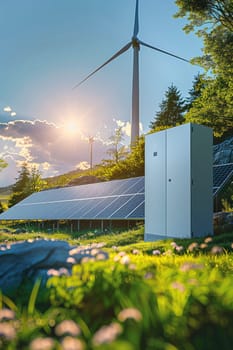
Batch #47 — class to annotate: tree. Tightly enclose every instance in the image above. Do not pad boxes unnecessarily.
[9,163,45,207]
[0,202,5,214]
[175,0,233,33]
[105,126,128,165]
[175,0,233,139]
[150,84,185,130]
[30,166,46,192]
[102,136,145,180]
[9,163,31,207]
[185,75,233,140]
[185,73,207,110]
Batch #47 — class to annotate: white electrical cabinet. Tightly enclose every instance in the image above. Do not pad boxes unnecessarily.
[145,123,213,240]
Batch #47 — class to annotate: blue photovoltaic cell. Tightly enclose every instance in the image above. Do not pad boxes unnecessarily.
[0,165,232,221]
[111,194,144,219]
[106,179,132,195]
[81,197,115,218]
[128,201,145,218]
[67,199,97,219]
[95,196,132,218]
[93,197,123,219]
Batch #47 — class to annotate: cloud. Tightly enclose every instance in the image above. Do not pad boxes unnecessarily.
[42,162,51,171]
[3,106,12,113]
[115,119,131,137]
[114,119,144,137]
[76,161,90,170]
[0,119,58,143]
[115,119,125,128]
[0,118,108,186]
[2,104,16,117]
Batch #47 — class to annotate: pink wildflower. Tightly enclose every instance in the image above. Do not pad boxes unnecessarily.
[0,309,15,321]
[180,262,204,272]
[187,242,199,252]
[171,281,185,292]
[175,245,184,252]
[29,337,54,350]
[120,255,131,265]
[211,246,224,255]
[152,249,161,255]
[55,320,80,337]
[204,237,213,243]
[61,337,84,350]
[96,253,107,260]
[118,308,142,322]
[66,257,76,264]
[0,322,16,340]
[92,323,122,346]
[200,243,207,249]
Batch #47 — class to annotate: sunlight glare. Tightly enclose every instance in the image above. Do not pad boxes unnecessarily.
[63,119,79,137]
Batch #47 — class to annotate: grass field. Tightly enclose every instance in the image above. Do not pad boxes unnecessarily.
[0,225,233,349]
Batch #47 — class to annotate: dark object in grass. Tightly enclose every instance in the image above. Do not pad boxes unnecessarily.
[0,239,108,294]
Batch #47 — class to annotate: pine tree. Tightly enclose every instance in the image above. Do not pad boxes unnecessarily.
[150,84,185,130]
[185,74,207,110]
[9,163,45,207]
[9,163,31,207]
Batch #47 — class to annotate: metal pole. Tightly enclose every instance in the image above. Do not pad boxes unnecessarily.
[89,137,94,169]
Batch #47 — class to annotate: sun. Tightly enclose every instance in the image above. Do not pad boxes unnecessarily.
[62,119,79,137]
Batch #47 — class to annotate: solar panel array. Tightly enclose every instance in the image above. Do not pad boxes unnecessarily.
[0,177,144,221]
[0,163,232,221]
[213,163,233,196]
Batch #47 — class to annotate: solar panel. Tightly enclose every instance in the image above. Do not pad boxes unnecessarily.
[0,177,145,221]
[213,163,233,196]
[0,164,232,222]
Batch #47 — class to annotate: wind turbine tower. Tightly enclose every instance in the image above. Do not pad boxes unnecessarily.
[73,0,189,145]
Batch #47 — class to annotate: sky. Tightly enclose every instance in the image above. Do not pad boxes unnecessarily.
[0,0,203,186]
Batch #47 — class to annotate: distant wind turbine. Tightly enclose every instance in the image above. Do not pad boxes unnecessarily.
[73,0,189,145]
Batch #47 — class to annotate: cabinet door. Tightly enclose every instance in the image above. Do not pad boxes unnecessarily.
[166,125,191,237]
[191,124,213,236]
[145,131,166,236]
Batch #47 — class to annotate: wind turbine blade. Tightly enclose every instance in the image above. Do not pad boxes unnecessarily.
[133,0,139,37]
[139,40,189,63]
[73,42,132,89]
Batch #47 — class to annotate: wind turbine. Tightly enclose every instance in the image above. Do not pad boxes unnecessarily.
[73,0,189,145]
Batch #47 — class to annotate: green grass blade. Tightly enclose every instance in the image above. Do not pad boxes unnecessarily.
[28,278,41,315]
